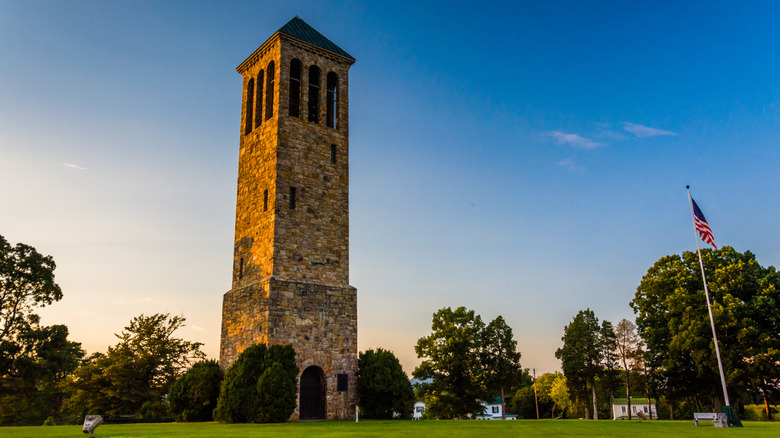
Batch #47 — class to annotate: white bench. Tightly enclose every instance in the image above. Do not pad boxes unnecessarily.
[694,412,728,427]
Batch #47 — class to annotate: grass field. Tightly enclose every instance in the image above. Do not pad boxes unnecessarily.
[3,420,780,438]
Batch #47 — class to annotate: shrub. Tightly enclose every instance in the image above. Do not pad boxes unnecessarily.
[742,404,780,421]
[214,344,297,423]
[169,360,223,422]
[257,362,297,423]
[138,401,169,419]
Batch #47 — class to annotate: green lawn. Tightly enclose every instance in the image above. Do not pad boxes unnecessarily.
[4,420,779,438]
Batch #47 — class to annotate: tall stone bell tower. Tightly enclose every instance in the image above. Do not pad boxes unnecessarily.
[219,17,357,421]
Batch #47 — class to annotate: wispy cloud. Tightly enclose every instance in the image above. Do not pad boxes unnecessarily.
[550,131,603,149]
[191,325,207,332]
[558,158,584,173]
[63,162,86,170]
[623,122,676,138]
[595,123,628,141]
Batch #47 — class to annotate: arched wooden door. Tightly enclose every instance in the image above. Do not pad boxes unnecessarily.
[299,366,326,419]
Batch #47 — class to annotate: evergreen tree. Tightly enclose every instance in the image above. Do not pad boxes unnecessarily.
[257,362,297,423]
[481,315,523,419]
[555,309,603,419]
[214,344,267,423]
[214,343,297,423]
[599,320,619,419]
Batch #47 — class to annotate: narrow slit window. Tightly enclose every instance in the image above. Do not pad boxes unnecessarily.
[244,78,254,135]
[289,59,301,117]
[289,187,296,210]
[263,189,268,211]
[330,144,337,164]
[326,72,338,128]
[265,61,275,121]
[255,70,264,128]
[308,65,320,123]
[239,257,244,280]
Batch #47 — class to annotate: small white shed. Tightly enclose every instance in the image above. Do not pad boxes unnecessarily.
[612,398,657,419]
[413,401,426,420]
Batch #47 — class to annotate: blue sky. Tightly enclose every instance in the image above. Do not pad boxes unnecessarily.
[2,0,779,375]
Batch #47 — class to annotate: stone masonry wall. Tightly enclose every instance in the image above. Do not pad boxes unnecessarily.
[219,282,270,367]
[267,278,357,420]
[220,27,357,421]
[232,37,281,289]
[220,277,358,420]
[273,36,351,286]
[232,34,352,288]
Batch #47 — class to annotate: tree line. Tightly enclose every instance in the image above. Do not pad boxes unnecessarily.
[551,246,780,420]
[410,246,780,420]
[2,234,778,423]
[0,234,416,424]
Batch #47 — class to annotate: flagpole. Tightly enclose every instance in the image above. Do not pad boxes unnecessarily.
[686,186,730,408]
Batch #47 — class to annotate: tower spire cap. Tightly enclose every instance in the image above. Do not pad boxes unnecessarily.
[278,16,355,60]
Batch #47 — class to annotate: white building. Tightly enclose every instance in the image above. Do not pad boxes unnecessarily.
[413,401,425,420]
[611,398,657,419]
[475,397,517,420]
[412,398,517,420]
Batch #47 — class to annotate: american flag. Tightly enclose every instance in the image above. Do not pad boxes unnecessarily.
[691,197,717,249]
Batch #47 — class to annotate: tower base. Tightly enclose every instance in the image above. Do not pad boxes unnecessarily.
[220,277,357,420]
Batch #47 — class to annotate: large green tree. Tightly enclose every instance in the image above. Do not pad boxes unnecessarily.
[413,307,487,419]
[599,320,619,419]
[630,247,780,412]
[512,371,556,419]
[0,324,83,425]
[549,373,574,418]
[555,309,605,420]
[0,235,62,346]
[0,235,83,425]
[64,313,204,417]
[480,315,523,419]
[357,348,414,419]
[414,307,524,419]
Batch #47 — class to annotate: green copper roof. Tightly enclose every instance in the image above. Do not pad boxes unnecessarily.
[279,17,354,60]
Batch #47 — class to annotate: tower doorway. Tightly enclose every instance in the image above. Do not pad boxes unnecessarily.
[300,366,326,419]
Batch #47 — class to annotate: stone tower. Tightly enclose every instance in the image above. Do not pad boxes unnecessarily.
[219,17,357,421]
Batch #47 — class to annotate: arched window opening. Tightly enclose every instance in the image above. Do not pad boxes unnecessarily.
[255,70,264,128]
[308,65,320,123]
[289,59,302,117]
[326,72,338,128]
[265,61,275,121]
[244,78,254,135]
[300,366,326,420]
